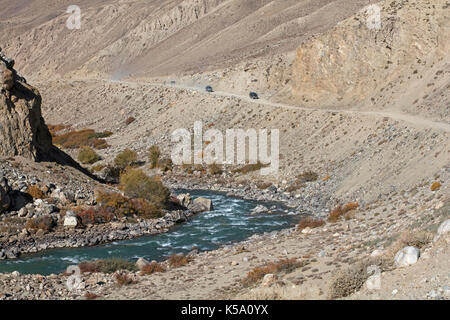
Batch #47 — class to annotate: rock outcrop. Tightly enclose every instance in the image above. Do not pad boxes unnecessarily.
[0,175,11,213]
[291,0,450,107]
[0,48,53,160]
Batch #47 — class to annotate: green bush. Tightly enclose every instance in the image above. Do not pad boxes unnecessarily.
[148,145,161,169]
[114,149,137,169]
[120,169,170,208]
[78,146,100,164]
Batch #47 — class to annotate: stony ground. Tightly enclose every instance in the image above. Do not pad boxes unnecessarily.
[0,0,449,300]
[0,168,448,300]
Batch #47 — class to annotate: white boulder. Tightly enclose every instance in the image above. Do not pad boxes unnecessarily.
[63,211,79,228]
[261,274,278,287]
[437,219,450,235]
[394,246,420,267]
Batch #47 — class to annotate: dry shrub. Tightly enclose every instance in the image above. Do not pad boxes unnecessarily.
[208,163,223,175]
[285,181,305,193]
[168,254,192,268]
[96,190,163,219]
[114,149,137,169]
[79,258,137,274]
[76,206,115,225]
[25,216,55,232]
[25,185,46,199]
[47,124,71,136]
[256,181,272,190]
[148,145,161,169]
[328,202,359,223]
[84,292,100,300]
[96,190,129,210]
[329,257,393,299]
[115,273,136,286]
[430,182,441,191]
[90,164,106,172]
[329,261,369,299]
[140,262,166,275]
[128,198,164,219]
[52,129,110,149]
[232,162,267,174]
[297,171,318,183]
[78,146,100,164]
[182,163,204,174]
[297,217,325,231]
[242,258,302,287]
[120,169,170,208]
[78,261,100,273]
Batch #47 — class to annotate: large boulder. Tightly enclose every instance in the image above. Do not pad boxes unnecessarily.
[63,211,79,228]
[177,193,192,207]
[394,246,420,267]
[0,62,14,91]
[189,197,213,213]
[437,219,450,235]
[136,258,150,270]
[250,205,269,215]
[0,51,53,160]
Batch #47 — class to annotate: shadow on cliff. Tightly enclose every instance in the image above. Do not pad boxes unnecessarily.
[2,64,107,185]
[38,146,106,184]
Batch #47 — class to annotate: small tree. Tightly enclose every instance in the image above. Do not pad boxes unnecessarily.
[120,168,170,208]
[148,145,161,169]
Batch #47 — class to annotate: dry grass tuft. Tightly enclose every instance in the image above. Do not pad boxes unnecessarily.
[140,262,166,275]
[167,253,192,268]
[242,258,302,287]
[115,273,137,286]
[328,202,359,222]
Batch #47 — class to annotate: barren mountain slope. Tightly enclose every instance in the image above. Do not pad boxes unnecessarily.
[0,0,377,79]
[290,0,450,122]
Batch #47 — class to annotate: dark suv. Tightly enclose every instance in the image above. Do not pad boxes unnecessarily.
[205,85,213,92]
[249,92,259,99]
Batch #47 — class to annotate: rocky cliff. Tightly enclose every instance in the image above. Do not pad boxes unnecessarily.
[0,48,53,160]
[291,0,450,109]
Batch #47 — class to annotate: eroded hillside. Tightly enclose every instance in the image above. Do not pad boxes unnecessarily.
[0,0,377,79]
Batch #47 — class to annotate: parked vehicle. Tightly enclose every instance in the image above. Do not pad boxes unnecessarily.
[249,92,259,99]
[205,85,214,92]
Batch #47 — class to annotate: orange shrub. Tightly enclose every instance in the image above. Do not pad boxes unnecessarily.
[140,262,166,275]
[115,273,136,286]
[297,217,325,231]
[25,185,46,199]
[328,202,359,222]
[242,258,302,287]
[431,182,441,191]
[167,254,192,268]
[53,128,110,149]
[77,206,115,225]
